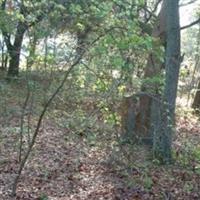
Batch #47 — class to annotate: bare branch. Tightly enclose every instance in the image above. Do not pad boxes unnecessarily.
[11,29,110,196]
[144,0,163,23]
[180,18,200,30]
[179,0,198,7]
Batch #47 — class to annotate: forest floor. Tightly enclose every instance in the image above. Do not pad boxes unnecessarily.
[1,77,200,200]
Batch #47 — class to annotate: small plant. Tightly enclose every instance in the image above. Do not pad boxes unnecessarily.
[39,193,48,200]
[183,182,194,193]
[143,174,153,190]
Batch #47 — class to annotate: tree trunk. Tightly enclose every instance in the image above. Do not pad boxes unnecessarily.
[0,32,8,71]
[153,0,180,163]
[120,95,139,142]
[7,22,26,77]
[7,49,21,76]
[192,81,200,110]
[137,1,166,140]
[27,34,37,69]
[44,36,48,70]
[1,0,26,77]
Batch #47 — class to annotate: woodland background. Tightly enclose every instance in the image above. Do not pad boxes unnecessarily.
[0,0,200,199]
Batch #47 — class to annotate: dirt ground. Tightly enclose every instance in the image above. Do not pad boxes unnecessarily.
[1,115,200,200]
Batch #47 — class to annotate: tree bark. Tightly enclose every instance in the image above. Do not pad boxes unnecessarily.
[7,22,27,77]
[192,81,200,110]
[137,1,166,140]
[27,33,37,69]
[153,0,180,163]
[0,39,7,70]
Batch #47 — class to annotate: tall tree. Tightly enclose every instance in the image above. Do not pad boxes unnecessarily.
[0,0,111,77]
[137,1,166,141]
[0,0,64,77]
[0,0,41,77]
[153,0,181,163]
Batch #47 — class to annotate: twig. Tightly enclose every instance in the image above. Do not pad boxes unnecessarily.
[11,31,107,196]
[18,79,30,163]
[181,18,200,30]
[179,0,198,7]
[11,54,84,197]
